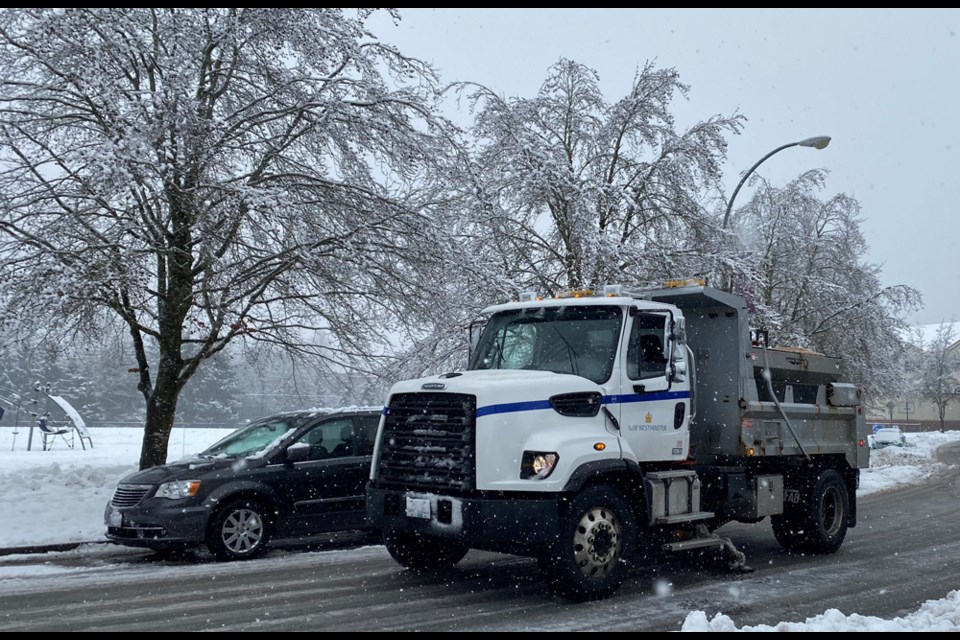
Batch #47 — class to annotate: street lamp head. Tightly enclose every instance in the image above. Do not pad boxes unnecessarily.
[720,133,835,289]
[798,136,831,150]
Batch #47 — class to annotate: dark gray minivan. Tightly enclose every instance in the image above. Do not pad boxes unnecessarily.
[105,407,382,561]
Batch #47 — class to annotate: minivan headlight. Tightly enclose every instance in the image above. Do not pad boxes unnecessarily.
[155,480,201,500]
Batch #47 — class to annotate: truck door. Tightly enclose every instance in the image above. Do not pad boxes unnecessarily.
[617,310,690,463]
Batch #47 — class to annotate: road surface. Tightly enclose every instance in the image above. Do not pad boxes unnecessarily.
[1,442,958,631]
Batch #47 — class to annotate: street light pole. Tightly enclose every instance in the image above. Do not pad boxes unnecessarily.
[721,135,832,230]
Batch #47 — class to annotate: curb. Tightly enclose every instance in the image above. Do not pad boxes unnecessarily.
[0,530,381,558]
[0,541,109,557]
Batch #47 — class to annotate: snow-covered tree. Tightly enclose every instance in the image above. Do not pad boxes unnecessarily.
[458,58,745,295]
[914,321,959,432]
[730,169,921,398]
[0,8,461,468]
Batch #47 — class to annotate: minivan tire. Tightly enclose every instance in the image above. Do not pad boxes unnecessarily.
[206,499,272,561]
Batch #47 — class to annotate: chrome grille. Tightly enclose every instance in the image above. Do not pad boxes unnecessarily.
[111,484,153,507]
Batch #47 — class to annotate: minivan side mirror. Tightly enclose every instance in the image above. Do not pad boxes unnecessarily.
[286,442,311,463]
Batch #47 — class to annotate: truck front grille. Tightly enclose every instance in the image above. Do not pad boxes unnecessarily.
[376,392,476,493]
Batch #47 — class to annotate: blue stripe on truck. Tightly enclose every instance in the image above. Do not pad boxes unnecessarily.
[604,390,691,405]
[475,390,691,418]
[476,399,554,417]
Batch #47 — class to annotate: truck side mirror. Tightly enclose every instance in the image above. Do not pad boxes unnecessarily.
[468,317,486,362]
[671,360,687,382]
[667,314,686,382]
[673,317,686,343]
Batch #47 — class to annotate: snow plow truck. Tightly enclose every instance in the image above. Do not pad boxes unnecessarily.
[366,279,870,601]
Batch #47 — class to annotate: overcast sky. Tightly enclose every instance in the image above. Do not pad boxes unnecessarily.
[367,8,959,326]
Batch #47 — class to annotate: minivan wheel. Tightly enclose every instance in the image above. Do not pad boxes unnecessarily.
[206,499,272,561]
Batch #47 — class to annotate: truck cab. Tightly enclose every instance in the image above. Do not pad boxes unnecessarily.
[467,288,693,475]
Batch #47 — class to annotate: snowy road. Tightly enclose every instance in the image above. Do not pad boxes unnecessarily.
[1,442,958,631]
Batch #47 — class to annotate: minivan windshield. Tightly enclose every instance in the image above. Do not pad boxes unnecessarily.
[200,416,310,458]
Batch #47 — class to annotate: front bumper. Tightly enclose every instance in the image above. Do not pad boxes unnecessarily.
[366,484,562,554]
[104,501,210,549]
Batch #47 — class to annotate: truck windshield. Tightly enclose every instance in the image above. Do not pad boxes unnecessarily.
[468,305,623,384]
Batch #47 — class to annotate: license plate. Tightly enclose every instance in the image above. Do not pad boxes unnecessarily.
[405,496,431,520]
[107,508,123,527]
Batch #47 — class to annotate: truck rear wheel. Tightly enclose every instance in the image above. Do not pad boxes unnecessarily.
[772,468,849,554]
[383,528,469,570]
[541,485,637,602]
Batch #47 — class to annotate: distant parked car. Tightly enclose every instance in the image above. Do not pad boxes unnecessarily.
[105,407,382,561]
[868,425,907,450]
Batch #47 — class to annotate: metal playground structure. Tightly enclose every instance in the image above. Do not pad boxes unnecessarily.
[0,383,93,452]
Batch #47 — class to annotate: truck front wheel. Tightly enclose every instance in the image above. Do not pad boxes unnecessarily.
[540,485,637,602]
[772,468,850,554]
[383,528,469,570]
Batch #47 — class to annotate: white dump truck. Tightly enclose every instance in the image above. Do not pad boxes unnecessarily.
[366,280,870,601]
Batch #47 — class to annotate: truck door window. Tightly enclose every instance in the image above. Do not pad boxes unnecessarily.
[628,313,669,380]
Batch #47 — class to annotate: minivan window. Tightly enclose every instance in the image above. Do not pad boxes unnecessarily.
[358,414,381,456]
[293,417,355,460]
[201,417,308,458]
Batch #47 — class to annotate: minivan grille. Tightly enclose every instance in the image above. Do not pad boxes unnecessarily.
[111,484,153,507]
[376,392,476,493]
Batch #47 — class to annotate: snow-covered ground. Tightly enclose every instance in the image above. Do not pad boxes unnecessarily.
[0,424,958,631]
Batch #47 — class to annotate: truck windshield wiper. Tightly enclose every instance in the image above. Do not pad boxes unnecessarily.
[553,326,579,375]
[493,332,507,368]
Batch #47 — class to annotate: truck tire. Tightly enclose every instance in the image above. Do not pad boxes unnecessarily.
[383,528,469,570]
[540,485,637,602]
[206,499,272,562]
[772,468,849,554]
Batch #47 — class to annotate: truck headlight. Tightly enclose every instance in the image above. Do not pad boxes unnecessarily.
[155,480,201,500]
[521,451,559,479]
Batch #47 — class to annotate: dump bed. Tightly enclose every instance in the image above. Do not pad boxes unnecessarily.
[641,285,867,468]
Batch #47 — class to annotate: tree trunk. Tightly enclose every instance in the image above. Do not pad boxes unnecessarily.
[138,359,182,470]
